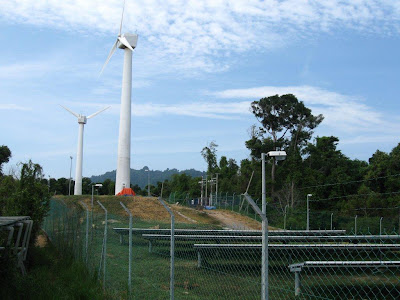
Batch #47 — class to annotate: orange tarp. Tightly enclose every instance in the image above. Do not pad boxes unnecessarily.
[116,187,136,196]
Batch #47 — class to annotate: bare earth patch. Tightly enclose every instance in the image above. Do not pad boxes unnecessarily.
[35,234,48,248]
[203,210,262,230]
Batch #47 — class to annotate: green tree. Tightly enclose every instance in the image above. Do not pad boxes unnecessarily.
[249,94,323,195]
[1,160,50,243]
[201,141,219,174]
[0,145,11,176]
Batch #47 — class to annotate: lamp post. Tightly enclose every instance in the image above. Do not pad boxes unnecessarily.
[262,150,286,300]
[145,169,150,197]
[306,194,312,231]
[91,183,103,207]
[68,156,73,196]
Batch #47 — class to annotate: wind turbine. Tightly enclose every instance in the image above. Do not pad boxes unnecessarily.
[60,105,110,195]
[100,0,138,194]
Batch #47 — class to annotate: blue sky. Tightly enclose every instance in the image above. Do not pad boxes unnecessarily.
[1,0,400,179]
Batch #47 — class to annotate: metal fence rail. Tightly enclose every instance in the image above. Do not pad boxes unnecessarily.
[42,197,400,299]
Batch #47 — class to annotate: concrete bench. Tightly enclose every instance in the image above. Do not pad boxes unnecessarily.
[289,260,400,296]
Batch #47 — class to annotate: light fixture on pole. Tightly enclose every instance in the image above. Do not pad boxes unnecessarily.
[91,183,103,207]
[262,150,287,300]
[69,156,73,196]
[306,194,312,231]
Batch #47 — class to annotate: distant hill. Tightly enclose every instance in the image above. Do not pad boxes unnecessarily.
[90,167,206,189]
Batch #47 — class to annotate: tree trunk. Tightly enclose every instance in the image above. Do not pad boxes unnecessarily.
[290,180,295,208]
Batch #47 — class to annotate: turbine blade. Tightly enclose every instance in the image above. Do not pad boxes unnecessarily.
[119,0,126,36]
[60,104,79,118]
[118,36,134,51]
[87,106,111,119]
[99,40,118,75]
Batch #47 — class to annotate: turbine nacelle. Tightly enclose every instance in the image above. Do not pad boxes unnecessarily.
[118,33,138,50]
[78,116,87,124]
[100,33,139,75]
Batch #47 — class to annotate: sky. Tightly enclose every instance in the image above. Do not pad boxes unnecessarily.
[1,0,400,179]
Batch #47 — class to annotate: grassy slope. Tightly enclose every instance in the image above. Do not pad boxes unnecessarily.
[0,237,108,300]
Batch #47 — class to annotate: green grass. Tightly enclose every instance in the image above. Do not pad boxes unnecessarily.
[0,239,108,300]
[42,198,400,299]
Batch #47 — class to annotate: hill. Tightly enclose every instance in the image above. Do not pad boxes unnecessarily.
[90,166,206,189]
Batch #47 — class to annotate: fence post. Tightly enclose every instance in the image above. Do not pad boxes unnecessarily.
[120,202,133,297]
[243,193,268,300]
[232,193,235,211]
[354,215,358,236]
[380,217,383,236]
[79,201,89,264]
[97,201,108,289]
[158,197,175,300]
[330,213,334,230]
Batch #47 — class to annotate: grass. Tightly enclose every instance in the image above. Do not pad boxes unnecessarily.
[0,235,108,300]
[43,197,400,299]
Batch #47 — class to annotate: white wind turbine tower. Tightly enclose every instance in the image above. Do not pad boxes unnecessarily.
[100,0,138,194]
[61,105,110,195]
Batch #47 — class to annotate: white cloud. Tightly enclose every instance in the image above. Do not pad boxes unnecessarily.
[211,85,399,134]
[1,1,399,73]
[0,104,31,111]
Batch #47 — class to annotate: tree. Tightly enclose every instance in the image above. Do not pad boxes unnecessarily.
[1,160,50,243]
[201,141,218,174]
[249,94,323,195]
[0,145,11,176]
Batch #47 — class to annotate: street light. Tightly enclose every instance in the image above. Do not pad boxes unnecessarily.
[145,169,150,197]
[68,156,73,196]
[306,194,312,231]
[262,151,287,300]
[91,183,103,207]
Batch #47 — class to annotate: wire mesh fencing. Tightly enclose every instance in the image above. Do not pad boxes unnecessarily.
[43,196,400,299]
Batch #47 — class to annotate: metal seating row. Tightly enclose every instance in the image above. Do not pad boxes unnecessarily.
[0,216,33,275]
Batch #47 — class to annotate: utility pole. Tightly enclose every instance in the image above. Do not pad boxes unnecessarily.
[198,176,204,206]
[205,175,208,206]
[215,173,219,207]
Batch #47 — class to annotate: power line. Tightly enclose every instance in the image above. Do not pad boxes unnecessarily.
[299,173,400,190]
[308,190,400,202]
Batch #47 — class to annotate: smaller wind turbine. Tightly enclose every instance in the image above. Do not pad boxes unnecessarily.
[60,105,110,195]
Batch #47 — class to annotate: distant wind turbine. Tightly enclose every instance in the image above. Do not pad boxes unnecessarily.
[60,105,110,195]
[100,0,138,194]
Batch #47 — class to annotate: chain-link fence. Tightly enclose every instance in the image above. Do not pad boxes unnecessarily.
[43,196,400,299]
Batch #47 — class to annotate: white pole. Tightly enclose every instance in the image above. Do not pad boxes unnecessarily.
[261,153,268,300]
[306,194,312,231]
[205,176,208,206]
[74,123,84,195]
[215,173,219,206]
[115,48,133,194]
[200,176,204,206]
